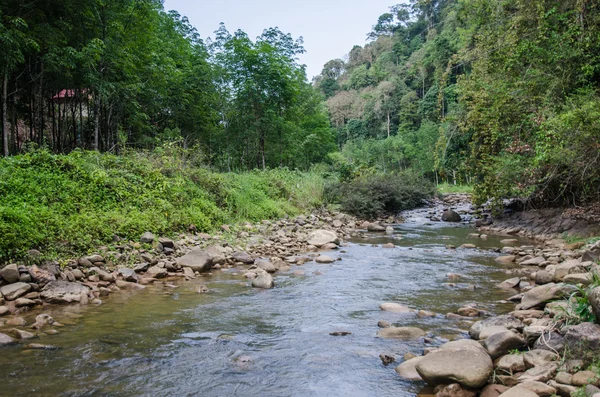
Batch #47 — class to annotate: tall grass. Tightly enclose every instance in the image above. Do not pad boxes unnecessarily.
[0,149,326,262]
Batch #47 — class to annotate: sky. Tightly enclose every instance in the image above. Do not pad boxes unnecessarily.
[162,0,398,80]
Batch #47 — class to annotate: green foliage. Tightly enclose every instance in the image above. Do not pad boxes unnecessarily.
[557,274,600,324]
[0,150,326,262]
[437,183,473,194]
[327,173,434,219]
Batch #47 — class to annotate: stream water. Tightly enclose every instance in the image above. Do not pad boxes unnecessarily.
[0,209,530,397]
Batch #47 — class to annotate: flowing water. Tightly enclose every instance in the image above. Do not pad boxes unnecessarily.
[0,209,531,397]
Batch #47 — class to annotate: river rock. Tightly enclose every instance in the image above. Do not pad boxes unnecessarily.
[547,380,578,397]
[140,232,156,243]
[117,268,138,282]
[306,230,339,247]
[377,326,425,339]
[367,223,386,232]
[176,250,213,272]
[0,306,9,316]
[519,380,556,397]
[563,273,594,285]
[480,385,510,397]
[315,255,336,264]
[0,282,31,301]
[251,272,274,289]
[518,362,559,382]
[14,298,36,307]
[495,354,526,373]
[535,270,554,285]
[146,266,167,279]
[8,328,34,340]
[498,386,539,397]
[133,263,150,273]
[483,330,526,359]
[469,315,523,340]
[395,356,424,381]
[442,210,462,222]
[0,332,15,345]
[523,349,559,369]
[231,251,253,264]
[255,260,277,273]
[496,256,516,264]
[380,303,413,313]
[89,267,114,282]
[563,322,600,364]
[28,265,56,285]
[572,370,600,387]
[24,343,58,350]
[40,281,90,304]
[517,283,566,310]
[554,260,585,281]
[0,264,20,284]
[457,306,480,317]
[533,331,564,354]
[520,257,545,266]
[415,340,493,389]
[158,237,174,249]
[590,286,600,324]
[385,226,394,235]
[435,383,476,397]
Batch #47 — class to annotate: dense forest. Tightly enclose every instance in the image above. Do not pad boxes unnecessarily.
[2,0,600,206]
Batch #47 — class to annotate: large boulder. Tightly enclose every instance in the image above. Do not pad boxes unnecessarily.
[0,264,20,284]
[415,339,493,389]
[175,250,213,272]
[27,265,56,286]
[442,209,462,222]
[231,251,254,264]
[377,326,425,339]
[469,315,523,340]
[517,283,567,310]
[563,322,600,364]
[40,281,89,304]
[0,282,31,301]
[307,230,340,247]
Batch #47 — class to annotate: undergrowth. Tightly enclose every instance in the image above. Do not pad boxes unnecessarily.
[0,149,326,262]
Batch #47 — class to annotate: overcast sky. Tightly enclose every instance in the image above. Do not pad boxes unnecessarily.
[162,0,397,80]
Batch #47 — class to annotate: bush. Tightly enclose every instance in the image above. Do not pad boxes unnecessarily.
[328,173,434,219]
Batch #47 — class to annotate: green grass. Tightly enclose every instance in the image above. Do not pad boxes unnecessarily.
[436,183,474,195]
[0,149,326,263]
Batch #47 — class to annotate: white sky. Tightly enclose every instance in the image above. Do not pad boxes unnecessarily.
[163,0,399,79]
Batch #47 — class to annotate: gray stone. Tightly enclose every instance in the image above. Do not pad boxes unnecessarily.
[591,286,600,326]
[483,330,526,359]
[140,232,156,243]
[377,326,425,339]
[497,387,538,397]
[563,322,600,364]
[518,362,559,382]
[533,331,564,354]
[40,281,90,304]
[395,356,424,381]
[0,332,15,345]
[380,303,413,313]
[146,266,167,279]
[231,251,254,264]
[306,230,339,247]
[517,283,567,310]
[256,260,277,273]
[117,268,138,282]
[133,263,150,273]
[535,270,554,285]
[0,282,31,301]
[315,255,335,264]
[469,315,523,340]
[415,340,493,389]
[496,255,517,265]
[518,380,556,397]
[251,272,274,289]
[442,210,462,222]
[89,267,114,282]
[175,250,213,272]
[0,306,9,316]
[0,264,20,284]
[158,237,174,249]
[367,223,386,232]
[547,380,578,397]
[495,354,526,373]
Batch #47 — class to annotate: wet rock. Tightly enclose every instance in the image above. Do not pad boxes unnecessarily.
[483,330,526,359]
[517,283,567,310]
[382,243,395,248]
[255,260,277,273]
[496,256,517,264]
[14,298,37,307]
[0,306,9,316]
[6,317,26,326]
[0,264,20,284]
[329,331,351,336]
[380,303,413,313]
[231,251,254,264]
[498,277,520,289]
[315,255,335,264]
[500,239,519,245]
[24,343,58,350]
[0,332,15,345]
[182,267,195,279]
[385,226,394,235]
[367,223,386,232]
[0,282,31,301]
[434,383,476,397]
[175,250,213,272]
[196,285,209,294]
[251,272,274,289]
[415,339,493,389]
[377,326,425,340]
[40,281,90,304]
[32,314,55,329]
[140,232,156,243]
[146,266,167,279]
[377,320,391,328]
[457,307,480,317]
[563,322,600,364]
[8,328,35,340]
[469,315,523,340]
[395,356,424,381]
[306,230,339,247]
[442,210,462,222]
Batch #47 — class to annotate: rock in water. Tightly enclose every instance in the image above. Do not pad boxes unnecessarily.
[377,326,425,339]
[306,230,339,247]
[380,303,413,313]
[415,340,493,389]
[441,210,462,222]
[175,250,213,272]
[395,356,424,381]
[40,281,90,304]
[252,272,274,289]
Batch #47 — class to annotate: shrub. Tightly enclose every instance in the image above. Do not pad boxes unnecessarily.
[328,173,434,219]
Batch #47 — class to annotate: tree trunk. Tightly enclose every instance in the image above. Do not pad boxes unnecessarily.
[387,111,390,138]
[93,93,100,151]
[2,71,8,156]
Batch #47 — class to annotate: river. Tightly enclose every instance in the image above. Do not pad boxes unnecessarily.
[0,209,529,396]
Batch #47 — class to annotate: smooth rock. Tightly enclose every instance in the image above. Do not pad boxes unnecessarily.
[480,384,510,397]
[377,326,425,340]
[572,370,599,386]
[518,380,556,397]
[306,230,339,247]
[175,250,213,272]
[0,264,20,283]
[563,322,600,364]
[140,232,156,243]
[469,315,523,340]
[518,362,558,382]
[380,303,413,313]
[315,255,335,264]
[146,266,167,279]
[40,281,90,304]
[483,330,526,359]
[442,210,462,222]
[495,354,526,373]
[252,272,274,289]
[435,383,476,397]
[517,283,566,310]
[231,251,254,264]
[533,331,564,354]
[547,380,578,397]
[497,386,538,397]
[395,356,424,381]
[0,282,31,301]
[0,332,15,345]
